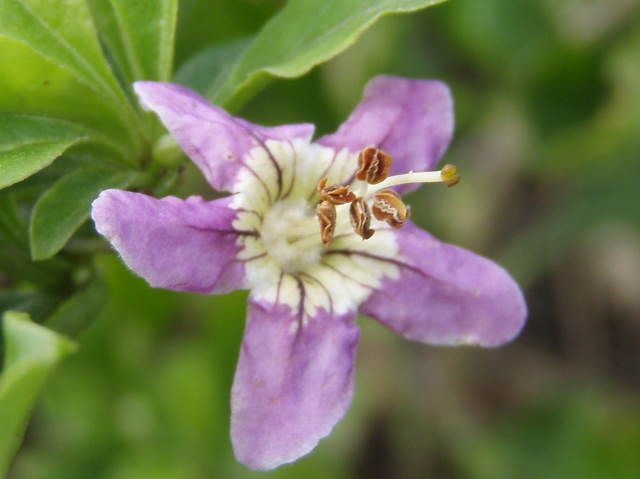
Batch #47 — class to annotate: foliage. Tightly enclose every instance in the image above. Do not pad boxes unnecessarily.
[0,0,451,475]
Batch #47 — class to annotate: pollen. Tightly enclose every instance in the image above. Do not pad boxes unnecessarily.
[316,200,337,245]
[349,197,375,240]
[372,189,410,228]
[314,149,459,246]
[316,177,356,204]
[355,146,392,184]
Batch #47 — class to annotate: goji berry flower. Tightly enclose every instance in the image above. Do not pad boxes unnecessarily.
[91,76,527,470]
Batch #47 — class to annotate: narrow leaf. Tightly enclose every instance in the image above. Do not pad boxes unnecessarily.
[89,0,178,82]
[0,114,86,190]
[30,167,137,260]
[46,275,109,337]
[0,192,26,246]
[0,311,76,477]
[209,0,447,106]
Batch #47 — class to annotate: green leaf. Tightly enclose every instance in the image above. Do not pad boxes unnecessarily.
[174,0,281,65]
[88,0,178,82]
[0,114,86,190]
[46,274,109,337]
[0,292,58,322]
[0,0,142,153]
[29,166,137,260]
[174,37,250,97]
[0,192,26,246]
[0,311,76,477]
[208,0,447,107]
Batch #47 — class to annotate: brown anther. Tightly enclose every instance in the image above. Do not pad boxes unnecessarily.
[440,164,460,187]
[371,189,410,229]
[356,147,392,184]
[316,177,356,204]
[316,200,337,245]
[349,197,375,240]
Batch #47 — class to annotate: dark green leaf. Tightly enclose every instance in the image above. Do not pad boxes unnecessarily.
[0,191,71,289]
[175,0,281,64]
[29,167,137,260]
[174,37,250,96]
[0,192,26,246]
[0,114,86,190]
[0,291,59,322]
[46,274,109,337]
[0,311,76,477]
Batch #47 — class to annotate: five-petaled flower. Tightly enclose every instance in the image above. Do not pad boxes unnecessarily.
[91,76,527,470]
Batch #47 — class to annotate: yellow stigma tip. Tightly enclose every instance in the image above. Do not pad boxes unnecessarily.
[440,164,460,187]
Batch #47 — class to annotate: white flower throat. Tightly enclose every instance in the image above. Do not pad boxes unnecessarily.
[259,199,323,273]
[230,139,458,326]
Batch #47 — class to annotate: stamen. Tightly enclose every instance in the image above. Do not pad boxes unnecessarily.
[316,177,356,204]
[356,147,392,184]
[349,197,375,240]
[371,189,410,229]
[316,200,337,245]
[367,164,461,195]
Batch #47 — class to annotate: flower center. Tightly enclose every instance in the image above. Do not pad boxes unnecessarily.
[231,140,402,320]
[259,199,323,274]
[314,147,460,245]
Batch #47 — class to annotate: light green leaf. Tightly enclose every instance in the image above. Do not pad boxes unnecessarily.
[30,166,137,260]
[0,311,76,477]
[88,0,178,82]
[46,274,109,337]
[209,0,447,106]
[0,114,86,190]
[0,0,142,152]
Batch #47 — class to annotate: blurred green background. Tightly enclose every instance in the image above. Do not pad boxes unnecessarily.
[9,0,640,477]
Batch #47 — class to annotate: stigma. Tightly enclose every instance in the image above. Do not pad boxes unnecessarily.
[316,147,459,245]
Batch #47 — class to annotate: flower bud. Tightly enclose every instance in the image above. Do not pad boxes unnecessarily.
[152,134,184,168]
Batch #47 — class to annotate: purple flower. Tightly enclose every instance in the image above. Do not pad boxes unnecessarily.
[91,76,527,470]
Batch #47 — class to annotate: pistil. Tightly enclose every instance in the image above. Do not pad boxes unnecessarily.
[366,164,460,196]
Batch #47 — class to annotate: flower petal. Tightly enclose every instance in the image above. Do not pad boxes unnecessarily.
[134,82,315,191]
[359,223,527,347]
[91,189,246,293]
[231,299,359,470]
[318,76,454,193]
